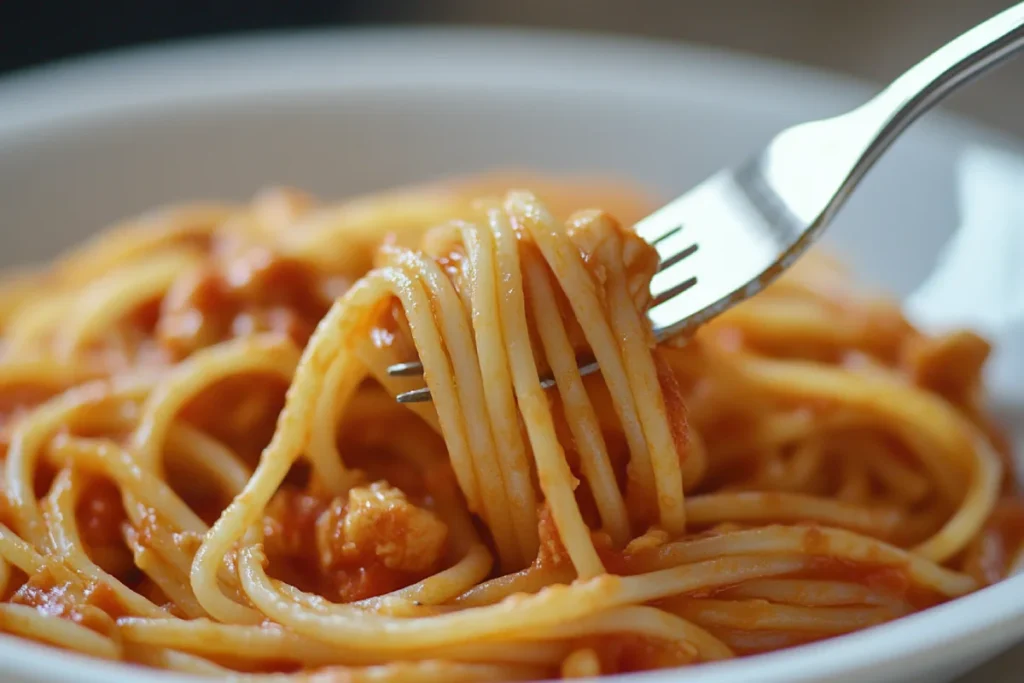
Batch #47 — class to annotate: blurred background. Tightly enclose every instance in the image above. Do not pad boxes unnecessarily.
[1,0,1021,136]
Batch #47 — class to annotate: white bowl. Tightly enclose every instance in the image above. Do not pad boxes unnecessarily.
[0,28,1022,683]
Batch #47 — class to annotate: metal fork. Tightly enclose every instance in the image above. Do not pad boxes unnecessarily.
[390,2,1024,404]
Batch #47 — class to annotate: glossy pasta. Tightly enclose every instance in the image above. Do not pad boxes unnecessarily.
[0,176,1021,680]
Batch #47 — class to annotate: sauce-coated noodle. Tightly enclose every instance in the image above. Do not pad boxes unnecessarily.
[0,177,1019,680]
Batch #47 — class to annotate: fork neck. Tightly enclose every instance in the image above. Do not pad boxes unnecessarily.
[849,3,1024,191]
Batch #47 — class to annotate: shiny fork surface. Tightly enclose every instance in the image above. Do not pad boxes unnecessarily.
[642,1,1024,339]
[392,2,1024,404]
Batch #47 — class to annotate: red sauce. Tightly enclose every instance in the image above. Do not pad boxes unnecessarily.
[11,570,78,621]
[536,504,571,569]
[263,488,327,562]
[784,555,946,609]
[10,569,127,634]
[74,477,135,579]
[179,374,288,463]
[321,564,413,604]
[593,533,631,576]
[577,634,692,674]
[962,498,1024,585]
[156,248,333,359]
[76,478,128,549]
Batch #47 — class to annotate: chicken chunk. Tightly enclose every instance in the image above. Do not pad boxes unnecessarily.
[318,482,447,574]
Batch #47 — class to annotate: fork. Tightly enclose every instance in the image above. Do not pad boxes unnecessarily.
[390,2,1024,404]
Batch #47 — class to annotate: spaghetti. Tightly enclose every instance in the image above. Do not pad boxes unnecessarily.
[0,176,1020,680]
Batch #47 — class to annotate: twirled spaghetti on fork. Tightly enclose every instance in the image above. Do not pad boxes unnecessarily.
[0,176,1020,681]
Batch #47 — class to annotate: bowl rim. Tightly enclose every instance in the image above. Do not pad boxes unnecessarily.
[0,26,1021,683]
[1,25,1022,150]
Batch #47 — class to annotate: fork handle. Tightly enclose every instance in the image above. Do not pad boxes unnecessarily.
[851,3,1024,190]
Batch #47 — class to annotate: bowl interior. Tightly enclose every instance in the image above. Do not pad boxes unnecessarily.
[0,28,1022,683]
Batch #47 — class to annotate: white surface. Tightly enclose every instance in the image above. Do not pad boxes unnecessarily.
[0,28,1021,683]
[906,145,1024,409]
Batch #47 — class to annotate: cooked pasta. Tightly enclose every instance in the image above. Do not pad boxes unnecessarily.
[0,175,1020,680]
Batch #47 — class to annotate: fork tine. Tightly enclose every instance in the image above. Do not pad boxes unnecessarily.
[651,276,698,307]
[635,212,686,244]
[396,387,432,403]
[390,218,694,401]
[656,242,699,272]
[650,224,683,245]
[574,360,602,381]
[393,359,603,403]
[388,361,425,377]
